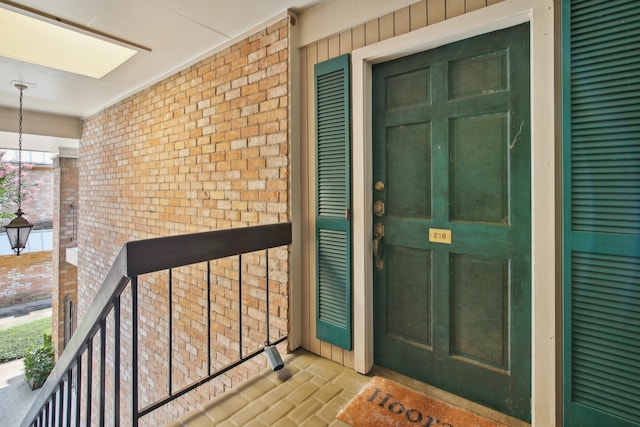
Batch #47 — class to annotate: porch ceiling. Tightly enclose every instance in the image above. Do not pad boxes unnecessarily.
[0,0,320,121]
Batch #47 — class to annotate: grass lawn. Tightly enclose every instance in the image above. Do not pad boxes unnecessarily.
[0,317,52,363]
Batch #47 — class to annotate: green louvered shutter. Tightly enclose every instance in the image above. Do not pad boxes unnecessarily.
[315,54,352,350]
[563,1,640,426]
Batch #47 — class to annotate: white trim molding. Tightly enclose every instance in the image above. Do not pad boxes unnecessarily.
[297,0,422,47]
[350,1,556,425]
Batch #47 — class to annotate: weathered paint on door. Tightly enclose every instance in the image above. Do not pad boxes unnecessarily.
[372,23,531,421]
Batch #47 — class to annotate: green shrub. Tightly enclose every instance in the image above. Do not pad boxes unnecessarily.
[23,331,55,390]
[0,316,52,363]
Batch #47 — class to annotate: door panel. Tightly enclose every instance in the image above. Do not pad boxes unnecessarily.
[450,253,509,370]
[387,246,432,348]
[387,124,431,218]
[450,114,508,223]
[448,50,508,98]
[373,24,531,421]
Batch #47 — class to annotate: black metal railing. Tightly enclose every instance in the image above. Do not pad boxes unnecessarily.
[21,222,292,427]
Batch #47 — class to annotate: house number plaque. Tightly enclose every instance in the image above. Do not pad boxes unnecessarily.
[429,228,452,244]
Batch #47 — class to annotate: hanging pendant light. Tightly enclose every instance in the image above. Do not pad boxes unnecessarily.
[4,84,33,255]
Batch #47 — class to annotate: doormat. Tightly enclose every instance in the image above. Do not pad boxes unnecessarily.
[337,376,508,427]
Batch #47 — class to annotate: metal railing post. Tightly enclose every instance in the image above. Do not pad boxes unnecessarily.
[207,261,211,376]
[238,254,243,359]
[168,269,173,397]
[131,276,139,427]
[99,319,106,427]
[86,337,93,425]
[75,356,81,427]
[114,296,121,426]
[265,249,270,344]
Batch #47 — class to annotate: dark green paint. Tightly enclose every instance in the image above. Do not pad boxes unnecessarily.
[315,54,352,350]
[563,1,640,426]
[373,24,531,421]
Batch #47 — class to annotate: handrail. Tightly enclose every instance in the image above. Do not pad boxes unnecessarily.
[21,222,292,427]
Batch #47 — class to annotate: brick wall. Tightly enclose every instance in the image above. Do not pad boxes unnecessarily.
[22,166,54,227]
[0,165,54,227]
[0,166,54,309]
[0,251,52,308]
[52,156,79,357]
[78,17,291,425]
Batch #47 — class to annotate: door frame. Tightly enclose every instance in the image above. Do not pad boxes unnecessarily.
[350,0,556,425]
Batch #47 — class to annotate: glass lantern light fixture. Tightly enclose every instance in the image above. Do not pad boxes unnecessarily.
[4,83,33,255]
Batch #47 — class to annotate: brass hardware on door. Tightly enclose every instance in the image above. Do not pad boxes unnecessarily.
[373,223,384,270]
[374,181,385,191]
[374,200,385,216]
[345,208,350,220]
[429,228,452,244]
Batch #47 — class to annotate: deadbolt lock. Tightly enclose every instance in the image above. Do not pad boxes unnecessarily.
[374,200,385,216]
[374,181,385,191]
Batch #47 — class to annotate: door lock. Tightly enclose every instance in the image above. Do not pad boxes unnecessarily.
[374,200,385,216]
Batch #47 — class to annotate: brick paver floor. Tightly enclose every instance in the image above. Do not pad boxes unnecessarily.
[170,350,368,427]
[170,349,531,427]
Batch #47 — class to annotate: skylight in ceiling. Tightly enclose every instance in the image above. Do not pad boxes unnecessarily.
[0,7,138,79]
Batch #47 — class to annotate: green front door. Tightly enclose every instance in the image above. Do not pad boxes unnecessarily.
[372,24,531,421]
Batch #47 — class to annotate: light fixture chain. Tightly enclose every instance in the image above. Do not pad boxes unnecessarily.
[17,86,23,210]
